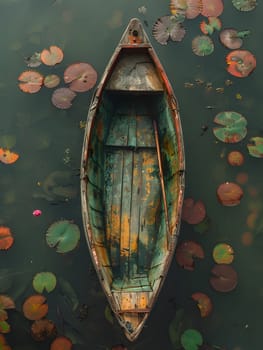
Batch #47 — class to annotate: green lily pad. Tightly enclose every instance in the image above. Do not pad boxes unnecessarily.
[46,220,80,253]
[181,329,203,350]
[0,320,10,333]
[247,137,263,158]
[213,111,247,143]
[232,0,257,12]
[169,308,187,349]
[212,243,234,264]
[33,272,57,293]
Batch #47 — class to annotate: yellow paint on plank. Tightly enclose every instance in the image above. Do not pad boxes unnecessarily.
[120,213,130,257]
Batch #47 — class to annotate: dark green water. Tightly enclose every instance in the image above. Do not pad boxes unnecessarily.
[0,1,262,349]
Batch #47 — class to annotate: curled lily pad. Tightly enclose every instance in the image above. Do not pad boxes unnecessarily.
[46,220,80,253]
[232,0,257,11]
[50,336,73,350]
[152,15,186,45]
[201,0,224,17]
[210,264,238,292]
[217,182,243,206]
[247,137,263,158]
[213,111,247,143]
[208,17,222,31]
[212,243,234,264]
[33,272,57,293]
[181,328,203,350]
[226,50,256,78]
[22,295,48,321]
[192,35,214,56]
[182,198,206,225]
[191,293,213,318]
[176,240,205,270]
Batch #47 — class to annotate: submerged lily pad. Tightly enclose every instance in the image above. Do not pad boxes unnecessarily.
[182,198,206,225]
[232,0,257,11]
[210,264,238,292]
[18,70,43,93]
[181,328,203,350]
[212,243,234,264]
[213,111,247,143]
[217,182,243,206]
[33,272,57,293]
[43,74,60,88]
[46,220,80,253]
[152,15,186,45]
[50,336,73,350]
[176,240,205,270]
[192,35,214,56]
[247,137,263,158]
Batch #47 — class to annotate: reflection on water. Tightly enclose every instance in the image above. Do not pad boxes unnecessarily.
[0,0,262,349]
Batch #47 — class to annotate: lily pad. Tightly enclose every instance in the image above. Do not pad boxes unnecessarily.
[46,220,80,253]
[40,46,64,66]
[247,137,263,158]
[0,149,19,164]
[0,334,11,350]
[43,74,60,88]
[219,29,250,49]
[213,111,247,143]
[50,336,73,350]
[152,15,186,45]
[191,293,213,318]
[227,150,244,166]
[169,308,190,348]
[22,294,48,321]
[18,70,43,93]
[201,0,224,17]
[51,88,76,109]
[210,264,238,292]
[181,328,203,350]
[226,50,256,78]
[232,0,257,11]
[217,182,243,206]
[192,35,214,56]
[31,318,57,341]
[64,62,97,92]
[33,272,57,293]
[182,198,206,225]
[0,135,16,149]
[0,227,14,250]
[0,320,10,334]
[212,243,234,264]
[185,0,201,19]
[176,241,205,270]
[0,295,15,310]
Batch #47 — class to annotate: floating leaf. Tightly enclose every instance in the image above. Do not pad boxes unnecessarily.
[217,182,243,206]
[192,35,214,56]
[0,334,11,350]
[200,21,214,35]
[191,293,213,317]
[51,88,76,109]
[104,305,114,325]
[31,318,57,341]
[0,149,19,165]
[33,272,57,293]
[185,0,201,19]
[181,328,203,350]
[201,0,224,17]
[0,321,10,334]
[50,336,73,350]
[208,17,222,30]
[247,137,263,158]
[0,296,15,311]
[226,50,256,78]
[210,264,238,292]
[227,151,244,166]
[0,135,16,149]
[182,198,206,225]
[0,227,14,250]
[25,51,42,68]
[0,309,7,322]
[219,29,250,49]
[212,243,234,264]
[241,231,253,246]
[40,46,63,66]
[22,295,48,321]
[176,241,205,270]
[64,62,97,92]
[213,111,247,143]
[169,308,190,348]
[232,0,257,11]
[46,220,80,253]
[170,0,187,16]
[152,15,186,45]
[43,74,60,88]
[18,70,43,93]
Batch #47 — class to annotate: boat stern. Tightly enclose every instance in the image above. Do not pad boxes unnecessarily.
[119,18,150,46]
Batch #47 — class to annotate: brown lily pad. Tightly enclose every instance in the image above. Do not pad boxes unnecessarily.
[176,240,205,270]
[31,318,57,341]
[50,336,73,350]
[191,292,213,317]
[217,182,243,206]
[51,88,76,109]
[64,62,97,92]
[182,198,206,225]
[210,264,238,292]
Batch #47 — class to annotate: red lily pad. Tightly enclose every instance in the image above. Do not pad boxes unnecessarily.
[40,46,63,66]
[219,29,250,49]
[217,182,243,206]
[247,137,263,158]
[201,0,224,17]
[192,35,214,56]
[22,295,48,321]
[210,264,238,292]
[64,62,97,92]
[191,292,213,317]
[213,111,247,143]
[212,243,234,264]
[227,151,244,166]
[226,50,256,78]
[51,88,76,109]
[176,240,205,271]
[182,198,206,225]
[0,227,14,250]
[232,0,257,12]
[185,0,201,19]
[18,70,43,93]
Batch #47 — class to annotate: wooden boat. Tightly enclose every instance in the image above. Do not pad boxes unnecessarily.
[80,18,185,341]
